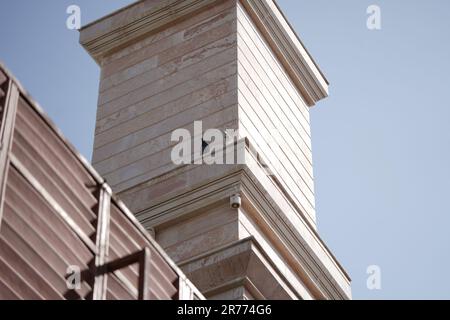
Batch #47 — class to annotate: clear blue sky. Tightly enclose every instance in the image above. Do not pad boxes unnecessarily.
[1,1,449,300]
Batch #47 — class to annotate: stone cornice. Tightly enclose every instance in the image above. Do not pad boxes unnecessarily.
[178,237,302,299]
[239,0,328,106]
[239,170,351,299]
[128,147,351,299]
[80,0,222,65]
[79,0,328,106]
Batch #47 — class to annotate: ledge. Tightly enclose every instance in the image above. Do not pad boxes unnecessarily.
[79,0,222,64]
[178,237,301,299]
[122,143,351,299]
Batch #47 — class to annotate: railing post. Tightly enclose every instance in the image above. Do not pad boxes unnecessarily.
[92,183,111,300]
[0,78,19,229]
[179,276,194,300]
[138,247,151,300]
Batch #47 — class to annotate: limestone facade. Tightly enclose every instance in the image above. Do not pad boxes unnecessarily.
[80,0,351,300]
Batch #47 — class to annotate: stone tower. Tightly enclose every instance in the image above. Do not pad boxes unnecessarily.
[80,0,351,299]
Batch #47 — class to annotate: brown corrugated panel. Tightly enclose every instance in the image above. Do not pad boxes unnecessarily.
[14,97,98,231]
[0,70,7,119]
[0,63,202,300]
[108,203,178,300]
[0,69,6,97]
[0,167,94,299]
[0,70,6,85]
[110,203,184,286]
[106,273,135,300]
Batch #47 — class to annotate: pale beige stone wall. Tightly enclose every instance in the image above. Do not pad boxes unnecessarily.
[236,2,316,226]
[92,0,239,192]
[157,203,239,263]
[237,207,315,299]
